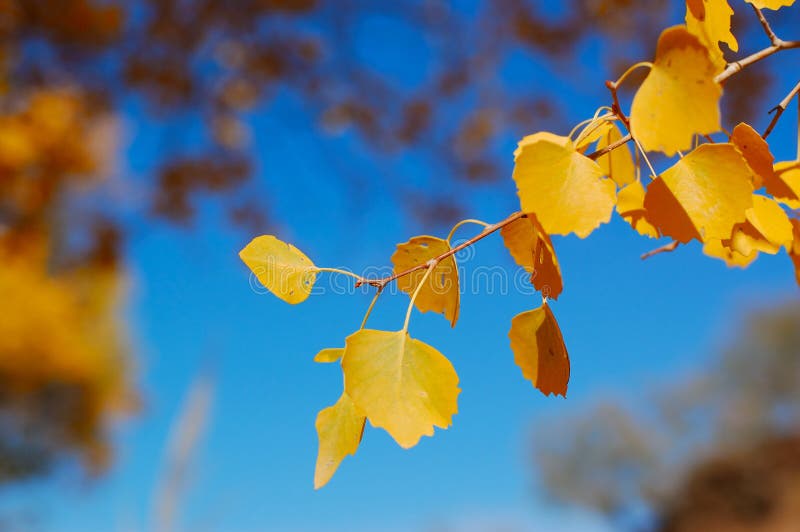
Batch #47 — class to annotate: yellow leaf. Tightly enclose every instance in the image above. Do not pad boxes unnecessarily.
[616,181,659,238]
[630,26,722,156]
[575,119,613,152]
[342,329,459,448]
[730,122,775,188]
[745,0,795,9]
[595,123,636,187]
[643,144,754,243]
[314,347,344,363]
[392,236,460,327]
[500,216,563,299]
[685,0,738,70]
[314,393,366,489]
[790,220,800,286]
[239,235,317,304]
[703,238,758,267]
[730,195,793,256]
[767,161,800,209]
[513,132,616,238]
[508,302,570,397]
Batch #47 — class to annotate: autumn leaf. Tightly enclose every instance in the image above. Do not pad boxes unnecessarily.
[617,181,659,238]
[767,161,800,209]
[239,235,317,304]
[512,132,616,238]
[630,26,722,156]
[703,238,758,268]
[790,219,800,286]
[745,0,795,9]
[314,393,366,489]
[314,347,345,363]
[595,123,636,187]
[731,122,775,188]
[392,236,460,327]
[508,302,570,397]
[342,329,459,448]
[500,216,563,299]
[730,195,793,256]
[575,119,613,151]
[643,144,754,243]
[685,0,738,69]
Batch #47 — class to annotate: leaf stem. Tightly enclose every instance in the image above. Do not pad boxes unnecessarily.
[313,267,367,284]
[446,219,491,244]
[403,262,435,331]
[613,61,652,87]
[360,288,383,329]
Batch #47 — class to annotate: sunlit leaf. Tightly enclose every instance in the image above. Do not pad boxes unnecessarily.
[745,0,795,9]
[239,235,317,304]
[767,161,800,209]
[500,216,563,299]
[643,144,754,243]
[342,329,459,448]
[575,119,613,151]
[703,238,758,267]
[730,122,775,188]
[508,302,570,397]
[617,181,659,238]
[595,123,636,187]
[314,393,366,489]
[790,219,800,286]
[630,26,722,156]
[513,132,616,238]
[392,236,460,327]
[685,0,738,69]
[314,347,345,363]
[729,195,793,256]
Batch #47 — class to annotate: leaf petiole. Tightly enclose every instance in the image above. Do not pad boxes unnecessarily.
[402,261,436,332]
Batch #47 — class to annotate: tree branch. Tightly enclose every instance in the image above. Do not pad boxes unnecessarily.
[587,133,633,160]
[715,40,800,84]
[763,79,800,139]
[641,240,679,260]
[751,4,779,45]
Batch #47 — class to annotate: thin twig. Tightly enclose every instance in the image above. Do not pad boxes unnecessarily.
[763,79,800,139]
[716,40,800,84]
[605,80,631,129]
[751,4,779,45]
[587,133,632,160]
[641,240,679,260]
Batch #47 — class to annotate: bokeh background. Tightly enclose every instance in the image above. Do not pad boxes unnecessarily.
[0,0,799,530]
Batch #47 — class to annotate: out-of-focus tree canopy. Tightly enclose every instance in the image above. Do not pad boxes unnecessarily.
[534,301,800,530]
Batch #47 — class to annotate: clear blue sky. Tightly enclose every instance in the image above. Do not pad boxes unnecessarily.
[6,3,800,531]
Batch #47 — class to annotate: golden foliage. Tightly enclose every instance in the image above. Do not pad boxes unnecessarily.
[508,302,570,397]
[314,393,365,489]
[239,235,318,304]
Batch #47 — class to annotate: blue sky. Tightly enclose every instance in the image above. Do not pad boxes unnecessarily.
[6,2,800,531]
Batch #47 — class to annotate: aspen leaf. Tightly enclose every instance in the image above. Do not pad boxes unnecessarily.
[685,0,738,70]
[500,216,563,299]
[392,236,460,327]
[767,161,800,209]
[617,181,659,238]
[746,0,795,9]
[630,26,722,156]
[314,393,366,489]
[575,119,613,151]
[790,220,800,287]
[239,235,317,304]
[512,132,616,238]
[643,144,754,243]
[731,122,775,188]
[314,347,345,363]
[730,195,793,256]
[342,329,459,449]
[703,238,758,267]
[595,123,636,187]
[508,302,570,397]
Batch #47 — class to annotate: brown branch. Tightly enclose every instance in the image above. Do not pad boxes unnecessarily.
[356,211,526,289]
[641,240,679,260]
[605,80,631,130]
[716,40,800,84]
[763,79,800,139]
[587,133,633,160]
[751,4,780,45]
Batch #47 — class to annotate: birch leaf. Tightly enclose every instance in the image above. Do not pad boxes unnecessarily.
[314,393,366,489]
[239,235,317,304]
[617,181,659,238]
[508,302,570,397]
[731,122,775,188]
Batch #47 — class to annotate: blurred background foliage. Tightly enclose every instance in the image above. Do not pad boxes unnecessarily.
[0,0,798,503]
[535,301,800,531]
